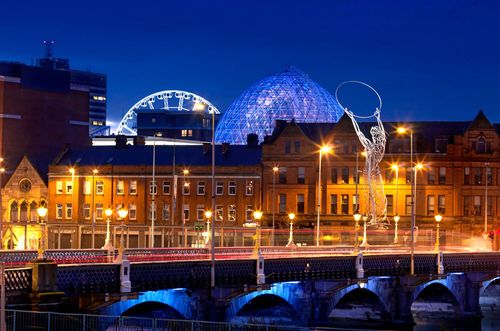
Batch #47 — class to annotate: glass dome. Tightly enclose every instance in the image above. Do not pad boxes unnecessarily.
[215,66,344,144]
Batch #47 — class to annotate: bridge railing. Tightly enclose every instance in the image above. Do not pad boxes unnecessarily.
[4,267,32,292]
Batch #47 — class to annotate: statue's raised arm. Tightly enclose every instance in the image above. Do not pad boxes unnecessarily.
[345,109,371,148]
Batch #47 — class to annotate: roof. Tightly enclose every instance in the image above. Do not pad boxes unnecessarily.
[53,144,262,168]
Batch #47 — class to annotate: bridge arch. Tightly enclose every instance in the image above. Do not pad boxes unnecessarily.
[100,288,195,320]
[480,276,500,314]
[412,280,462,318]
[226,282,304,324]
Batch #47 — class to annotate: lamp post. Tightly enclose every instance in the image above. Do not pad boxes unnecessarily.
[103,208,113,250]
[353,211,362,252]
[360,213,369,247]
[253,210,263,257]
[0,160,4,250]
[272,166,279,246]
[150,132,162,248]
[483,162,490,239]
[396,127,416,275]
[393,215,400,245]
[286,212,296,247]
[182,169,189,247]
[204,210,212,247]
[116,206,128,262]
[391,163,400,244]
[317,145,332,247]
[434,214,442,252]
[36,206,48,260]
[91,168,98,249]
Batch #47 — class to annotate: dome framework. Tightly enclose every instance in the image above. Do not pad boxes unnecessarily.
[215,66,344,144]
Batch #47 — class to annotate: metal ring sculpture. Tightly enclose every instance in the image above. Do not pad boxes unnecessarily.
[116,90,220,135]
[336,81,388,228]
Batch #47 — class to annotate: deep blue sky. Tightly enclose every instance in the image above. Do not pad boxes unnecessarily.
[2,0,500,127]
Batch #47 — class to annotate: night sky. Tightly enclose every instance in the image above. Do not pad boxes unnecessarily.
[2,0,500,128]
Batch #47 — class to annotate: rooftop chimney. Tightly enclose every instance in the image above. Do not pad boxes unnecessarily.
[247,133,259,148]
[115,135,128,149]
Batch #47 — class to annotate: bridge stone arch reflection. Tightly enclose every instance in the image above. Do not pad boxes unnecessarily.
[226,282,307,324]
[100,288,196,320]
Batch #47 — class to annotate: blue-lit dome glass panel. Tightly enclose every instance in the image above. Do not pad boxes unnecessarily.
[215,66,344,144]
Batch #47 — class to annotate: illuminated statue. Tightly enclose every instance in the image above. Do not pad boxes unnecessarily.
[336,81,388,228]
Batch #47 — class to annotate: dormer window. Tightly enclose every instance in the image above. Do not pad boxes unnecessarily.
[475,137,486,154]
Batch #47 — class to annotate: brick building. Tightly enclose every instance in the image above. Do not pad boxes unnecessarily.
[48,140,262,249]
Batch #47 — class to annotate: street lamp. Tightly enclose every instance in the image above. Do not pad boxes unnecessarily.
[116,205,128,262]
[150,132,162,249]
[360,213,369,247]
[286,212,296,247]
[195,102,216,288]
[483,162,490,239]
[317,145,332,247]
[391,163,400,244]
[36,206,48,260]
[393,215,400,244]
[253,210,263,257]
[182,169,189,247]
[91,168,98,249]
[396,127,416,275]
[103,208,113,251]
[204,210,213,247]
[434,214,443,252]
[272,166,279,246]
[353,211,362,252]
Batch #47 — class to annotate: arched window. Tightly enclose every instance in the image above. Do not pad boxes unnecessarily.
[10,201,18,222]
[20,201,28,222]
[30,201,38,222]
[476,137,486,154]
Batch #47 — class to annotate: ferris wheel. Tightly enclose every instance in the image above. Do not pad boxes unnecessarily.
[116,90,220,135]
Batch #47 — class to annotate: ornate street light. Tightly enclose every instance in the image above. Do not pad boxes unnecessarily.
[353,211,362,252]
[36,206,48,260]
[286,212,296,247]
[103,208,113,251]
[204,210,212,247]
[316,145,332,247]
[253,210,263,257]
[182,169,189,247]
[393,214,400,244]
[435,214,444,274]
[91,168,98,249]
[272,166,279,246]
[360,213,369,247]
[116,205,128,262]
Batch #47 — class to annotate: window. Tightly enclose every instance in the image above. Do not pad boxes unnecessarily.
[197,182,206,195]
[341,195,349,215]
[83,204,90,219]
[464,167,470,185]
[216,181,224,195]
[129,180,137,194]
[116,180,124,195]
[83,181,91,195]
[297,167,305,184]
[297,194,305,214]
[149,181,157,195]
[473,168,482,185]
[473,196,482,216]
[228,205,236,222]
[330,194,337,214]
[279,194,286,213]
[96,203,103,219]
[342,143,349,154]
[183,182,191,195]
[427,195,435,216]
[65,204,72,219]
[181,129,193,137]
[65,181,73,194]
[464,196,470,216]
[56,204,63,219]
[439,167,446,184]
[385,169,394,184]
[216,205,223,222]
[285,141,291,154]
[279,167,287,184]
[228,181,236,195]
[162,181,170,195]
[129,204,137,220]
[149,203,157,221]
[405,195,412,215]
[435,138,448,153]
[386,195,393,215]
[294,141,301,153]
[486,167,492,185]
[246,180,254,196]
[428,168,435,185]
[476,137,487,154]
[406,167,412,184]
[487,196,493,217]
[342,167,349,184]
[96,181,104,195]
[197,206,205,221]
[56,181,63,194]
[331,168,338,184]
[438,195,445,214]
[183,205,190,222]
[163,204,170,221]
[246,206,253,221]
